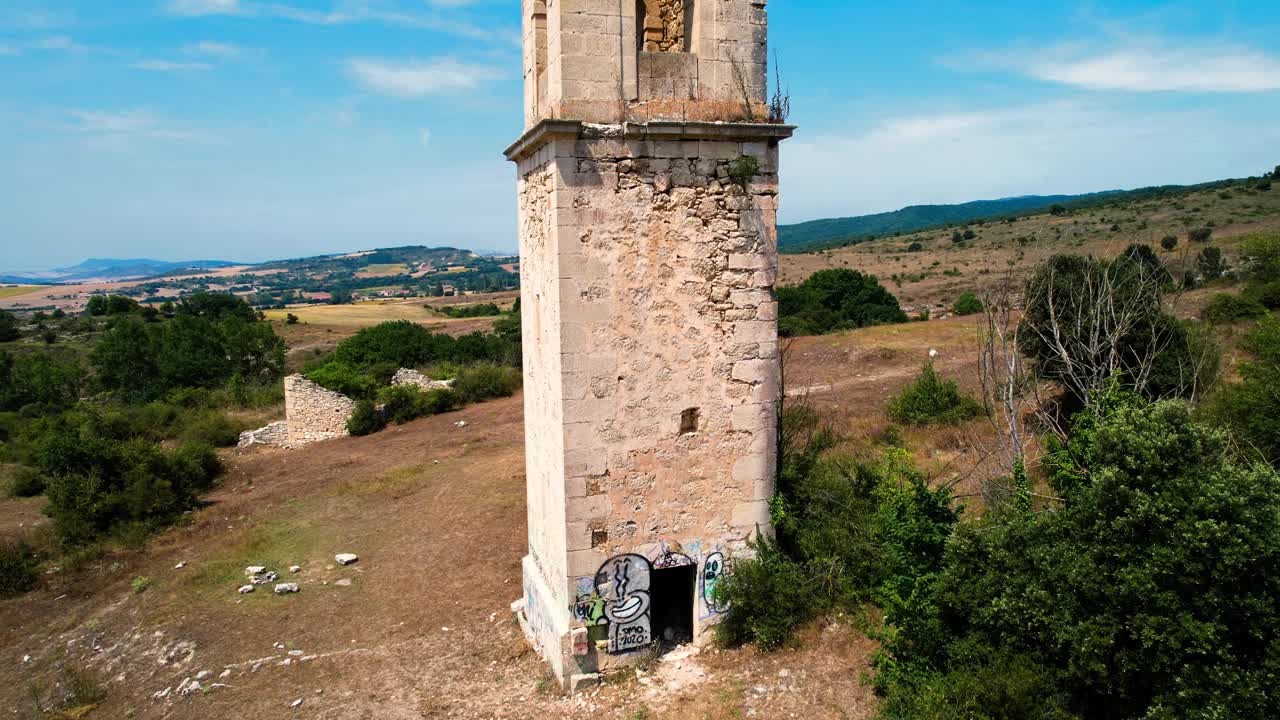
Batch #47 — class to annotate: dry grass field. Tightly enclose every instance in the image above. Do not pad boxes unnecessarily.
[780,182,1280,312]
[0,286,40,299]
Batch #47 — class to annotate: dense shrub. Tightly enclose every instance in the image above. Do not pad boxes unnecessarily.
[330,319,520,370]
[180,411,244,447]
[1197,246,1226,280]
[303,360,394,400]
[950,293,983,316]
[888,363,983,426]
[715,403,957,651]
[91,294,284,402]
[436,302,502,319]
[778,269,907,337]
[6,466,46,497]
[86,294,140,316]
[0,540,39,595]
[1211,316,1280,464]
[1204,292,1268,323]
[0,351,82,411]
[1160,235,1178,251]
[346,400,387,436]
[1188,227,1213,243]
[877,395,1280,719]
[453,365,522,402]
[0,310,19,342]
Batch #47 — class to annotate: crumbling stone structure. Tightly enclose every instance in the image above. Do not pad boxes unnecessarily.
[509,0,792,689]
[282,374,357,446]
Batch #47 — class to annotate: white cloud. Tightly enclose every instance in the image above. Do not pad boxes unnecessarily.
[420,128,432,148]
[28,35,89,53]
[183,41,240,57]
[67,110,221,148]
[132,59,214,72]
[166,0,241,15]
[966,43,1280,93]
[345,58,499,98]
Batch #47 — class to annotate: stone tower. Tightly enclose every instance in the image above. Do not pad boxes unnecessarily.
[506,0,792,686]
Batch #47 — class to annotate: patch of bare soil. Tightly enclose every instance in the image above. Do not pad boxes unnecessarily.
[0,393,880,719]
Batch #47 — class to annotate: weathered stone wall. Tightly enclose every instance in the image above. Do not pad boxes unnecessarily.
[391,368,454,391]
[511,121,788,683]
[283,374,357,446]
[522,0,769,127]
[237,421,289,450]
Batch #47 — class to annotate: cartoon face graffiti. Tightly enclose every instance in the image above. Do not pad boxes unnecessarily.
[701,552,727,615]
[595,554,652,653]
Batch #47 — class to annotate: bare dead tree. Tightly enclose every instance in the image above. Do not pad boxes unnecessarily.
[729,60,757,122]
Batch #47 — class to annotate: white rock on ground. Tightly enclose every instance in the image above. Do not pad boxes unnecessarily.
[289,565,301,573]
[238,585,255,594]
[335,553,358,566]
[245,566,266,575]
[291,699,304,708]
[274,583,300,594]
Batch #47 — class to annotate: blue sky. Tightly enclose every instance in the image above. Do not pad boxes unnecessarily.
[1,1,1278,270]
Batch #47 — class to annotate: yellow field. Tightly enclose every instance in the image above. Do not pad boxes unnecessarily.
[0,286,39,299]
[264,301,435,327]
[356,263,409,278]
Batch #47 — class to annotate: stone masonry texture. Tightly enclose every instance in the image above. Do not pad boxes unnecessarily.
[512,0,790,688]
[282,374,357,446]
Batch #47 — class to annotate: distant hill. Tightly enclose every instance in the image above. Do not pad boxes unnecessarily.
[777,181,1237,253]
[2,258,241,284]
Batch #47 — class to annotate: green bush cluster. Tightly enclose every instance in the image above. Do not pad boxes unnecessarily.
[1240,232,1280,308]
[0,540,40,595]
[435,302,502,319]
[950,293,984,316]
[26,409,223,545]
[91,294,284,402]
[1211,316,1280,465]
[1203,292,1268,323]
[778,269,908,337]
[0,310,20,342]
[0,350,83,411]
[344,364,521,436]
[887,363,983,426]
[876,394,1280,720]
[713,408,957,650]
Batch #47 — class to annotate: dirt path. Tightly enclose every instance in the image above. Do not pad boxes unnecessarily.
[1,394,880,720]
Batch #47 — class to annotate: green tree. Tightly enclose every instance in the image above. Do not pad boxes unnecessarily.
[90,318,159,400]
[0,310,19,342]
[1197,246,1226,280]
[777,269,907,337]
[1212,317,1280,464]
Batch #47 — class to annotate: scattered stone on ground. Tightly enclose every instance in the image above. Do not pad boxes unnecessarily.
[174,561,187,569]
[335,578,352,586]
[274,583,300,595]
[289,565,301,573]
[335,553,358,566]
[238,585,254,594]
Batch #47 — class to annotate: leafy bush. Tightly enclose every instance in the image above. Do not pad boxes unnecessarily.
[712,535,813,650]
[888,363,983,426]
[346,400,387,436]
[33,411,223,545]
[0,540,39,595]
[7,466,46,497]
[1211,317,1280,464]
[950,293,983,316]
[180,411,244,447]
[328,319,520,371]
[727,155,761,189]
[877,395,1280,719]
[0,310,21,343]
[1204,292,1267,323]
[436,302,501,319]
[0,351,82,411]
[453,364,521,402]
[1197,246,1226,280]
[91,295,285,402]
[1188,226,1213,243]
[1160,234,1178,251]
[86,294,140,316]
[778,269,908,337]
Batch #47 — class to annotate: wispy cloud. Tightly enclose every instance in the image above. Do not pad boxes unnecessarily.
[28,35,91,53]
[345,58,500,98]
[964,42,1280,93]
[132,59,215,72]
[183,41,241,58]
[67,110,221,148]
[163,0,511,43]
[165,0,242,16]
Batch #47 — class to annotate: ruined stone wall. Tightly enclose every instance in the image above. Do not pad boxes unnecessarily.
[391,368,454,391]
[283,374,357,446]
